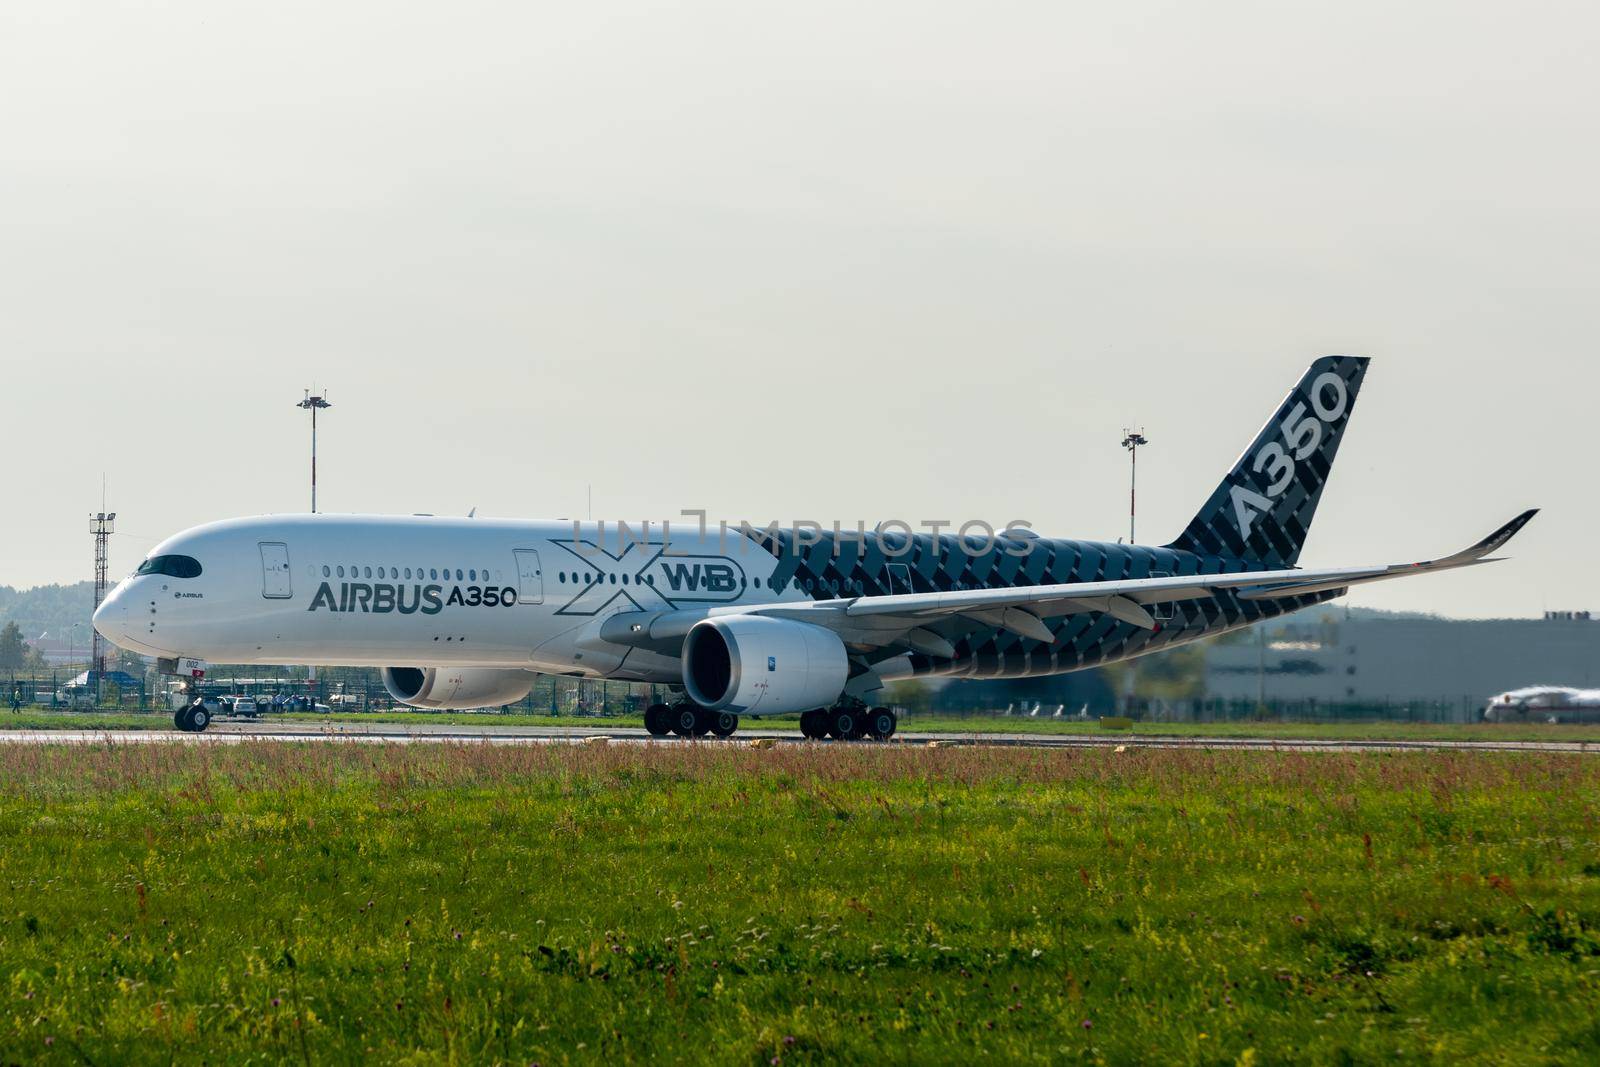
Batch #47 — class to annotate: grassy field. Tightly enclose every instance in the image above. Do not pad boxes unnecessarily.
[901,716,1600,744]
[1,743,1597,1063]
[5,706,1600,745]
[0,709,654,732]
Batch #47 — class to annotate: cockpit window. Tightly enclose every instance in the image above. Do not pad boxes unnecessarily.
[136,554,202,579]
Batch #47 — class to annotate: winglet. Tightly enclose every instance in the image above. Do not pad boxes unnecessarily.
[1438,509,1539,567]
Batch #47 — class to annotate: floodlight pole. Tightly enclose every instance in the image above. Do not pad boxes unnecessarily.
[90,510,115,706]
[1121,429,1148,544]
[297,391,332,513]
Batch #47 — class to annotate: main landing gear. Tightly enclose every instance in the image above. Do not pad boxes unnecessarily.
[641,702,896,742]
[175,700,212,733]
[643,703,740,740]
[799,705,897,741]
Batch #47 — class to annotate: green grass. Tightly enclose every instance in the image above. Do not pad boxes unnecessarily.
[899,715,1600,744]
[0,709,653,732]
[1,742,1598,1062]
[6,707,1600,745]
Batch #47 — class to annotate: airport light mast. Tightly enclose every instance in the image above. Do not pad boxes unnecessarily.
[1122,428,1148,544]
[296,391,331,513]
[90,510,115,706]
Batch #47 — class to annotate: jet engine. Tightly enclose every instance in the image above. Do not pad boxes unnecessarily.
[381,667,534,710]
[682,616,848,716]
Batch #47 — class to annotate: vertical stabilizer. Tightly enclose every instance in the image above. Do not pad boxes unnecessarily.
[1168,356,1370,565]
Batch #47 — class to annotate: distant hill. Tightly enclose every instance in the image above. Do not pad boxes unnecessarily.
[1307,603,1442,622]
[0,582,96,640]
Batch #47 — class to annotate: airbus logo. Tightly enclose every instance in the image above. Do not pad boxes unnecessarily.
[552,540,749,616]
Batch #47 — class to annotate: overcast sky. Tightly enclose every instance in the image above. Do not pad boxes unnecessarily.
[1,1,1594,618]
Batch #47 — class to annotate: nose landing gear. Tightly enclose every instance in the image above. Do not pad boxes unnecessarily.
[175,700,211,732]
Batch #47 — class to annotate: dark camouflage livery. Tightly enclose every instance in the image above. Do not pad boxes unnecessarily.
[1172,355,1369,566]
[747,359,1367,681]
[746,527,1340,680]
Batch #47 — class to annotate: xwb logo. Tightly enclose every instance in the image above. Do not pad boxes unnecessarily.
[661,562,739,594]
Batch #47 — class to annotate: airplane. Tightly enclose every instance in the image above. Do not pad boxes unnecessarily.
[1483,686,1600,724]
[93,357,1537,738]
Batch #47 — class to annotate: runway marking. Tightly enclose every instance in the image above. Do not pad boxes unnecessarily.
[0,724,1591,755]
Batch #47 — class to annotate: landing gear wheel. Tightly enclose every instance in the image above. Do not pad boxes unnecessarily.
[828,708,858,740]
[691,708,715,737]
[174,706,192,731]
[800,710,829,740]
[866,707,897,740]
[710,711,738,738]
[670,705,699,738]
[644,703,673,737]
[189,704,211,732]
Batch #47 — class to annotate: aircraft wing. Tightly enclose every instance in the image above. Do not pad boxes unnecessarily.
[737,510,1539,652]
[597,511,1536,656]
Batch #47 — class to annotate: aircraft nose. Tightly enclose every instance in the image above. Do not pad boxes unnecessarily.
[92,586,128,646]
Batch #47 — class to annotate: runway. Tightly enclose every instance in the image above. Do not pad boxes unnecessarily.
[0,721,1593,754]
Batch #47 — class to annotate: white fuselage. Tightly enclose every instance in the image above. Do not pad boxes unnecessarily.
[93,514,808,681]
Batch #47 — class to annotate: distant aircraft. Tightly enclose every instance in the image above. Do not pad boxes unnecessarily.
[1483,686,1600,724]
[94,357,1536,738]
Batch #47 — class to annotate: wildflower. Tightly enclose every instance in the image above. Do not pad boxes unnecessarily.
[1081,1019,1093,1030]
[272,997,281,1007]
[784,1036,796,1046]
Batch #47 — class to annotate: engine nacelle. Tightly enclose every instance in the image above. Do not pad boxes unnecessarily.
[381,667,534,710]
[682,616,848,716]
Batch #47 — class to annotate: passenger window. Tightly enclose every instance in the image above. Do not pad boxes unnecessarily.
[430,569,437,580]
[337,566,345,578]
[322,566,330,578]
[456,569,463,581]
[469,569,476,581]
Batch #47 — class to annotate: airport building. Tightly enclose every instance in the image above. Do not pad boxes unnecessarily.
[1205,610,1600,709]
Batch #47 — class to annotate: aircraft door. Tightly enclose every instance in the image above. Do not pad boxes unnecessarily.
[513,550,544,605]
[259,542,292,599]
